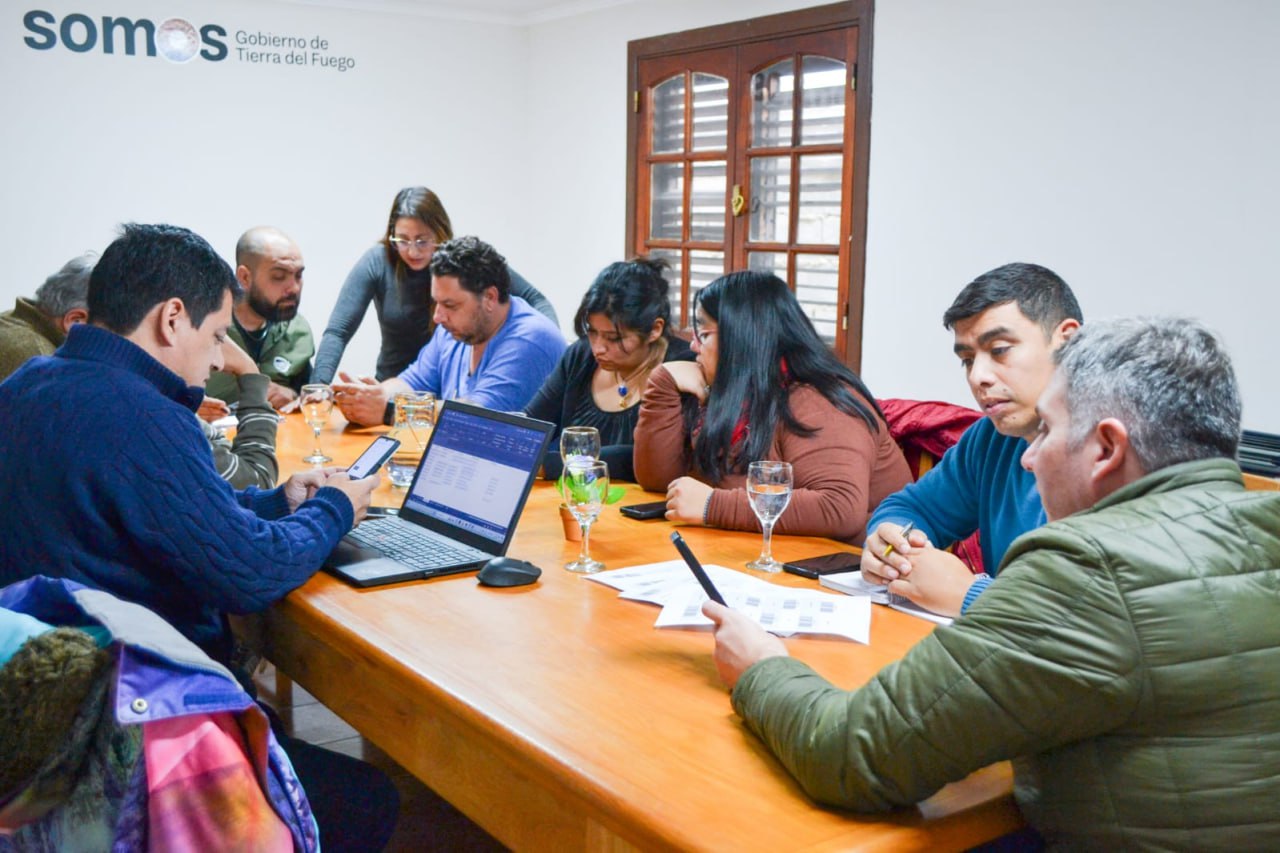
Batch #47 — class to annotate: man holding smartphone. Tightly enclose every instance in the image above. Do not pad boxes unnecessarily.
[0,223,397,851]
[860,263,1081,617]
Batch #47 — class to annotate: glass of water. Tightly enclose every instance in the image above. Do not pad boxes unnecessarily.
[745,460,793,573]
[561,460,609,573]
[300,384,335,465]
[559,426,601,470]
[387,391,435,487]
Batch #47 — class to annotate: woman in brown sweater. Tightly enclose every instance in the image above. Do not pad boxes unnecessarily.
[634,271,911,544]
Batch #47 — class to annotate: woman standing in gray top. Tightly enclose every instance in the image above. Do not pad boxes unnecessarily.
[312,186,558,383]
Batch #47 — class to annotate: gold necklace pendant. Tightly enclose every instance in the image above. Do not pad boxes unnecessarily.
[616,377,637,409]
[612,346,662,412]
[615,369,641,409]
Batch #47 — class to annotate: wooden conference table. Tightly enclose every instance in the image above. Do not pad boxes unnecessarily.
[258,411,1024,851]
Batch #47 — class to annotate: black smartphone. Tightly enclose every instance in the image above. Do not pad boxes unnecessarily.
[347,435,401,480]
[782,551,859,579]
[619,500,667,520]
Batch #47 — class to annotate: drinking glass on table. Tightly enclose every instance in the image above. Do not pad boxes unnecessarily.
[559,426,601,469]
[561,460,609,573]
[300,384,335,465]
[745,460,793,573]
[387,391,435,487]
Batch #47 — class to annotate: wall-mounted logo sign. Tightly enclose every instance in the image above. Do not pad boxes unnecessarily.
[23,11,228,61]
[22,10,358,71]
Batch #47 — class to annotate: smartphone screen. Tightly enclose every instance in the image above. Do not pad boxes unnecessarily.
[782,552,859,579]
[347,436,400,479]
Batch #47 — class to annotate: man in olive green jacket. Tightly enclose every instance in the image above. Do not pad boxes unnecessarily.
[0,254,93,381]
[705,317,1280,849]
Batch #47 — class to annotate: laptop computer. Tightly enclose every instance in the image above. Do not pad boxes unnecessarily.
[325,401,554,588]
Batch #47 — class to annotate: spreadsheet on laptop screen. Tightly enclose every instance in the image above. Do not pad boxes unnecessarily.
[402,409,546,543]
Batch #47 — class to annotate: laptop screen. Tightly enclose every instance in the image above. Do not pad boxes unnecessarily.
[401,407,548,543]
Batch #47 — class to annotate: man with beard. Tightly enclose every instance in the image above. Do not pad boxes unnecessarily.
[205,226,314,408]
[333,235,564,425]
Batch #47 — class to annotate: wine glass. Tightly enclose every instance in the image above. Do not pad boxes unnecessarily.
[559,426,601,470]
[745,460,793,573]
[560,460,609,573]
[300,383,335,465]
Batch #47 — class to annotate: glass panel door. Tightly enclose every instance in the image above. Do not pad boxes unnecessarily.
[636,47,735,329]
[735,27,854,355]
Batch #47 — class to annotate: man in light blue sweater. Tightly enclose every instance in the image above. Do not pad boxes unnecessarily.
[333,235,564,425]
[861,263,1081,616]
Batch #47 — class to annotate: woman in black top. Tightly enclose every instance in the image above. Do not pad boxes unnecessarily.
[525,258,693,481]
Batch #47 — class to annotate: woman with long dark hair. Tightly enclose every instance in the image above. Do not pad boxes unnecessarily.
[634,271,911,542]
[311,186,557,383]
[525,257,694,481]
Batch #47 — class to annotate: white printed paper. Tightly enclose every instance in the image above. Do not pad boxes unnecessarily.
[820,571,954,626]
[587,561,872,643]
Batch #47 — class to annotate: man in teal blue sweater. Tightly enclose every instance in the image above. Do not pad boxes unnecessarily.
[860,263,1081,616]
[0,223,398,851]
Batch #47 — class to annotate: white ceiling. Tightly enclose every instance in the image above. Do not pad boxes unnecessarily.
[274,0,643,26]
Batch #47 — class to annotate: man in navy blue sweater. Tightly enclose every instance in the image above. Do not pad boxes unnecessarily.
[860,263,1083,617]
[0,223,397,851]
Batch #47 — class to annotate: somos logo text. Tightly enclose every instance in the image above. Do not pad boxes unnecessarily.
[23,10,227,62]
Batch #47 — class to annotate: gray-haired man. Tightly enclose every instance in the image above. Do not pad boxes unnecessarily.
[704,317,1280,849]
[0,252,279,488]
[0,254,93,381]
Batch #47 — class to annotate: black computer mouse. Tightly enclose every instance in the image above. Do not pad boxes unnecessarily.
[477,556,542,588]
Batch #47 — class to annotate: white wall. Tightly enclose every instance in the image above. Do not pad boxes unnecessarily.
[0,0,532,376]
[860,0,1280,432]
[4,0,1279,430]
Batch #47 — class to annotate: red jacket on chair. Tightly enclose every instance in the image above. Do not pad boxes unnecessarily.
[876,399,985,574]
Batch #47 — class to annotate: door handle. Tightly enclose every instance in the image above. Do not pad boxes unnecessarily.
[731,184,746,217]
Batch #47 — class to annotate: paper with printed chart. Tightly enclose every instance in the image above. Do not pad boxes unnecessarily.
[585,561,872,643]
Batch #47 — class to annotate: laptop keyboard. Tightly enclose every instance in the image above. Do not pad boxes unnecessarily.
[347,517,486,571]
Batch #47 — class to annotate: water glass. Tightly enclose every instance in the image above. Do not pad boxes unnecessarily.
[387,391,435,487]
[561,460,609,573]
[559,426,601,469]
[745,460,793,572]
[300,384,335,465]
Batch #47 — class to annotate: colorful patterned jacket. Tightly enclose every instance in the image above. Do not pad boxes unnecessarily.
[0,576,318,852]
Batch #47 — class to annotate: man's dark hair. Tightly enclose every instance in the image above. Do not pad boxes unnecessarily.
[428,236,510,302]
[88,223,240,335]
[942,262,1082,335]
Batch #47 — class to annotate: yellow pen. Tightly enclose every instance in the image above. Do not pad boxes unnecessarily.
[882,521,915,558]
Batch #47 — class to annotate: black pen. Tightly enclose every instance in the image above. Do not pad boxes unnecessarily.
[670,531,727,606]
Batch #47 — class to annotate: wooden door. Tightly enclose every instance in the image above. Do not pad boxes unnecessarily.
[628,3,872,366]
